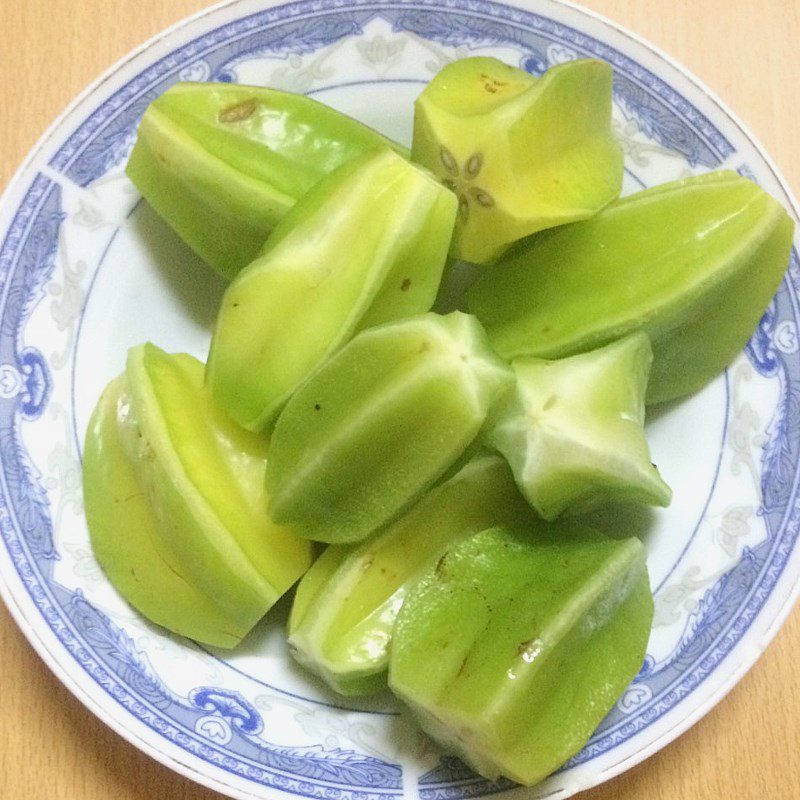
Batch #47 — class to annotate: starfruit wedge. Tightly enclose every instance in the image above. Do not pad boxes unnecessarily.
[412,57,623,263]
[288,452,537,695]
[266,312,513,544]
[206,148,458,430]
[468,170,795,403]
[127,81,407,279]
[486,333,671,520]
[389,525,653,785]
[83,343,312,648]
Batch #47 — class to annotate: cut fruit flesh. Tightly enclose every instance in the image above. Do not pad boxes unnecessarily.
[266,312,513,544]
[389,525,653,785]
[485,332,671,520]
[288,452,537,695]
[412,57,623,263]
[467,170,795,403]
[83,345,312,647]
[84,376,248,647]
[206,148,458,430]
[127,81,407,279]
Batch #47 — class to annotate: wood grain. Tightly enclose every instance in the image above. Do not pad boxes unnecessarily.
[0,1,798,798]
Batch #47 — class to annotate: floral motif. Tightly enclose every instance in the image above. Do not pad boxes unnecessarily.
[48,251,87,371]
[612,117,690,169]
[547,43,578,64]
[652,566,724,628]
[62,542,103,583]
[190,687,264,735]
[269,38,348,93]
[728,362,767,487]
[43,403,83,537]
[356,34,407,72]
[195,714,233,744]
[713,505,754,558]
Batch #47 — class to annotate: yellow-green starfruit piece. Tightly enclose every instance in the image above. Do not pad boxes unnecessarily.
[468,170,795,403]
[83,344,312,648]
[206,148,458,430]
[266,312,513,544]
[485,333,671,520]
[389,525,653,785]
[127,82,407,279]
[412,57,623,263]
[287,452,537,696]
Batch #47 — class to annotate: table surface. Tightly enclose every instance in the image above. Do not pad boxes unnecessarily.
[1,0,799,798]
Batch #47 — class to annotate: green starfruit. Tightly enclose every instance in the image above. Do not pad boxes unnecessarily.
[266,312,513,544]
[467,170,795,403]
[127,81,407,279]
[389,525,653,785]
[83,344,312,648]
[288,452,537,696]
[412,57,623,263]
[486,332,671,520]
[206,148,458,430]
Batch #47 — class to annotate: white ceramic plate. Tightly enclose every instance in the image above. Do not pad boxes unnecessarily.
[1,0,798,798]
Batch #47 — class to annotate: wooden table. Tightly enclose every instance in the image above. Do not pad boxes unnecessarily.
[1,1,798,798]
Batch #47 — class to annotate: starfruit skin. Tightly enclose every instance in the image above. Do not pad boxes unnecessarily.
[412,57,623,264]
[486,332,671,520]
[83,344,312,648]
[388,526,653,786]
[206,148,458,431]
[468,170,795,403]
[266,312,514,544]
[126,82,408,279]
[288,452,537,696]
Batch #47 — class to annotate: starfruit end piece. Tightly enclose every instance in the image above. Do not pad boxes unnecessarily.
[486,332,671,520]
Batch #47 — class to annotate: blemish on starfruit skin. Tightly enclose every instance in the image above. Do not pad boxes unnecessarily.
[388,525,653,786]
[83,344,312,648]
[265,312,514,545]
[485,332,671,520]
[287,452,537,696]
[412,56,623,263]
[126,81,409,280]
[467,170,796,404]
[206,149,457,431]
[218,98,259,123]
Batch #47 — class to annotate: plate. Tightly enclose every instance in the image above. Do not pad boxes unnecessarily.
[0,1,798,798]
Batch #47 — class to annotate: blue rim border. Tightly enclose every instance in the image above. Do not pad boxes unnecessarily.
[0,1,797,798]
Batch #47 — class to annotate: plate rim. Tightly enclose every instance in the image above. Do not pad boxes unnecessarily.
[0,1,798,799]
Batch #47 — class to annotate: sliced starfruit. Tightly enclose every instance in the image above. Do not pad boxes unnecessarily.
[83,343,312,648]
[412,57,623,263]
[468,170,795,403]
[389,525,653,785]
[288,452,537,695]
[127,81,407,279]
[266,312,513,544]
[486,332,671,520]
[206,148,458,430]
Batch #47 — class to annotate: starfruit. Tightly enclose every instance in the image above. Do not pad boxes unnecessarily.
[266,312,513,544]
[389,525,653,785]
[468,170,795,403]
[127,81,407,279]
[412,57,623,263]
[288,452,536,695]
[206,148,458,430]
[83,343,313,648]
[486,333,671,520]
